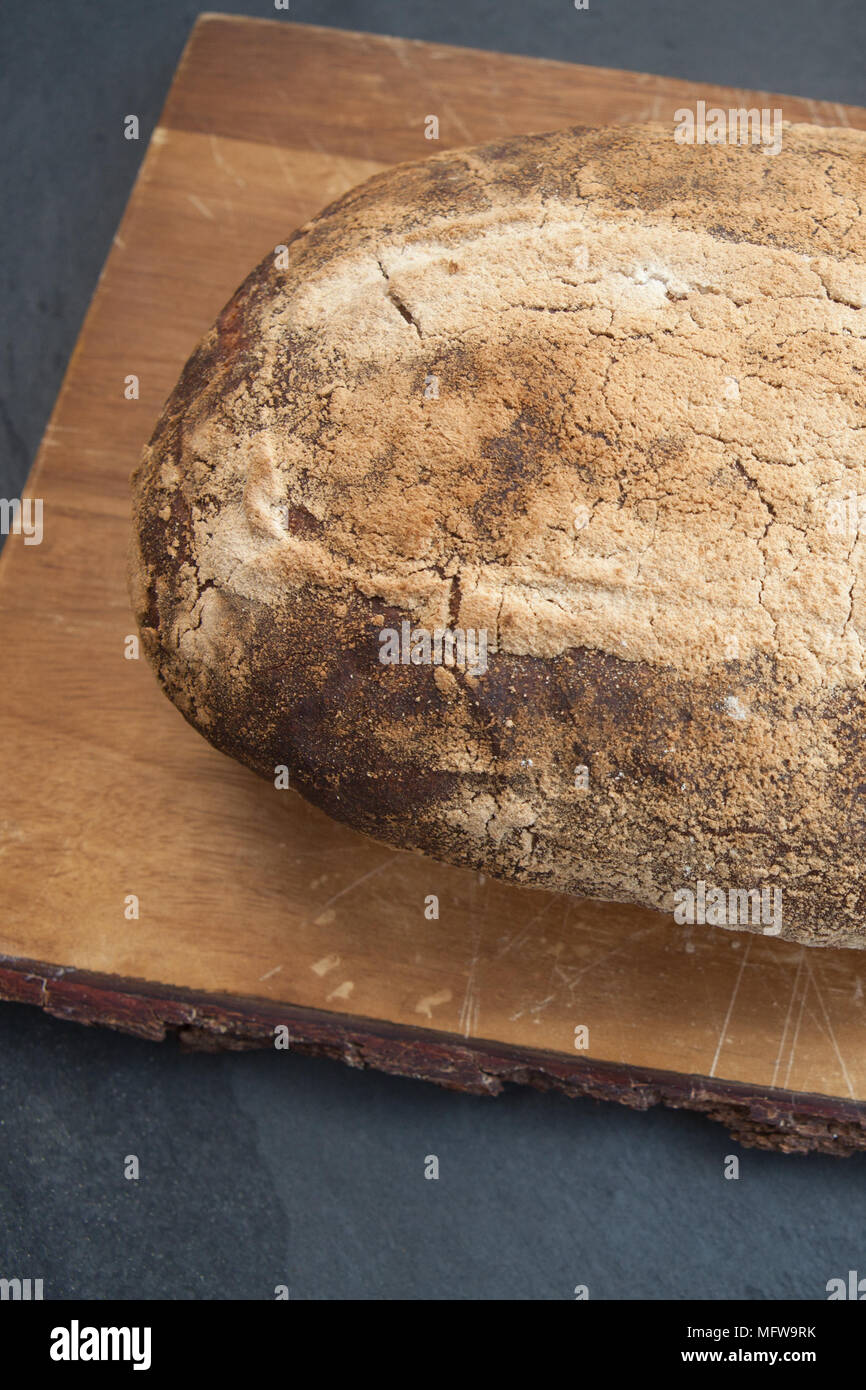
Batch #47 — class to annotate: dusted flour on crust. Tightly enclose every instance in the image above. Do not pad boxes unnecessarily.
[130,122,866,947]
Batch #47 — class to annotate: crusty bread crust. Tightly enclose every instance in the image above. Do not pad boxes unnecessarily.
[130,122,866,946]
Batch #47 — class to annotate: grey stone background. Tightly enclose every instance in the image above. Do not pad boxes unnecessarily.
[1,0,864,1299]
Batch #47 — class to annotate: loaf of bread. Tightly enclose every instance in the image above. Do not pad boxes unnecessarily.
[130,122,866,948]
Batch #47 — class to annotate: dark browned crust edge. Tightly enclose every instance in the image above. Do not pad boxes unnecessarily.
[2,953,864,1156]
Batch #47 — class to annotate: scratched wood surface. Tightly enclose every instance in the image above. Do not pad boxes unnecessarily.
[3,14,866,1149]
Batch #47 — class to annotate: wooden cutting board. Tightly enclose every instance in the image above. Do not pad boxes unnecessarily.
[3,14,866,1155]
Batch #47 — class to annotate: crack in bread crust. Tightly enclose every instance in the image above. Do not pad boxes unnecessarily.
[130,122,866,947]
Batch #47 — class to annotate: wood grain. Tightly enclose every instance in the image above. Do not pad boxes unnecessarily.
[3,14,866,1152]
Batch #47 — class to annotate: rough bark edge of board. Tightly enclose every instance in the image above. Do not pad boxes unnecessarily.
[1,953,862,1157]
